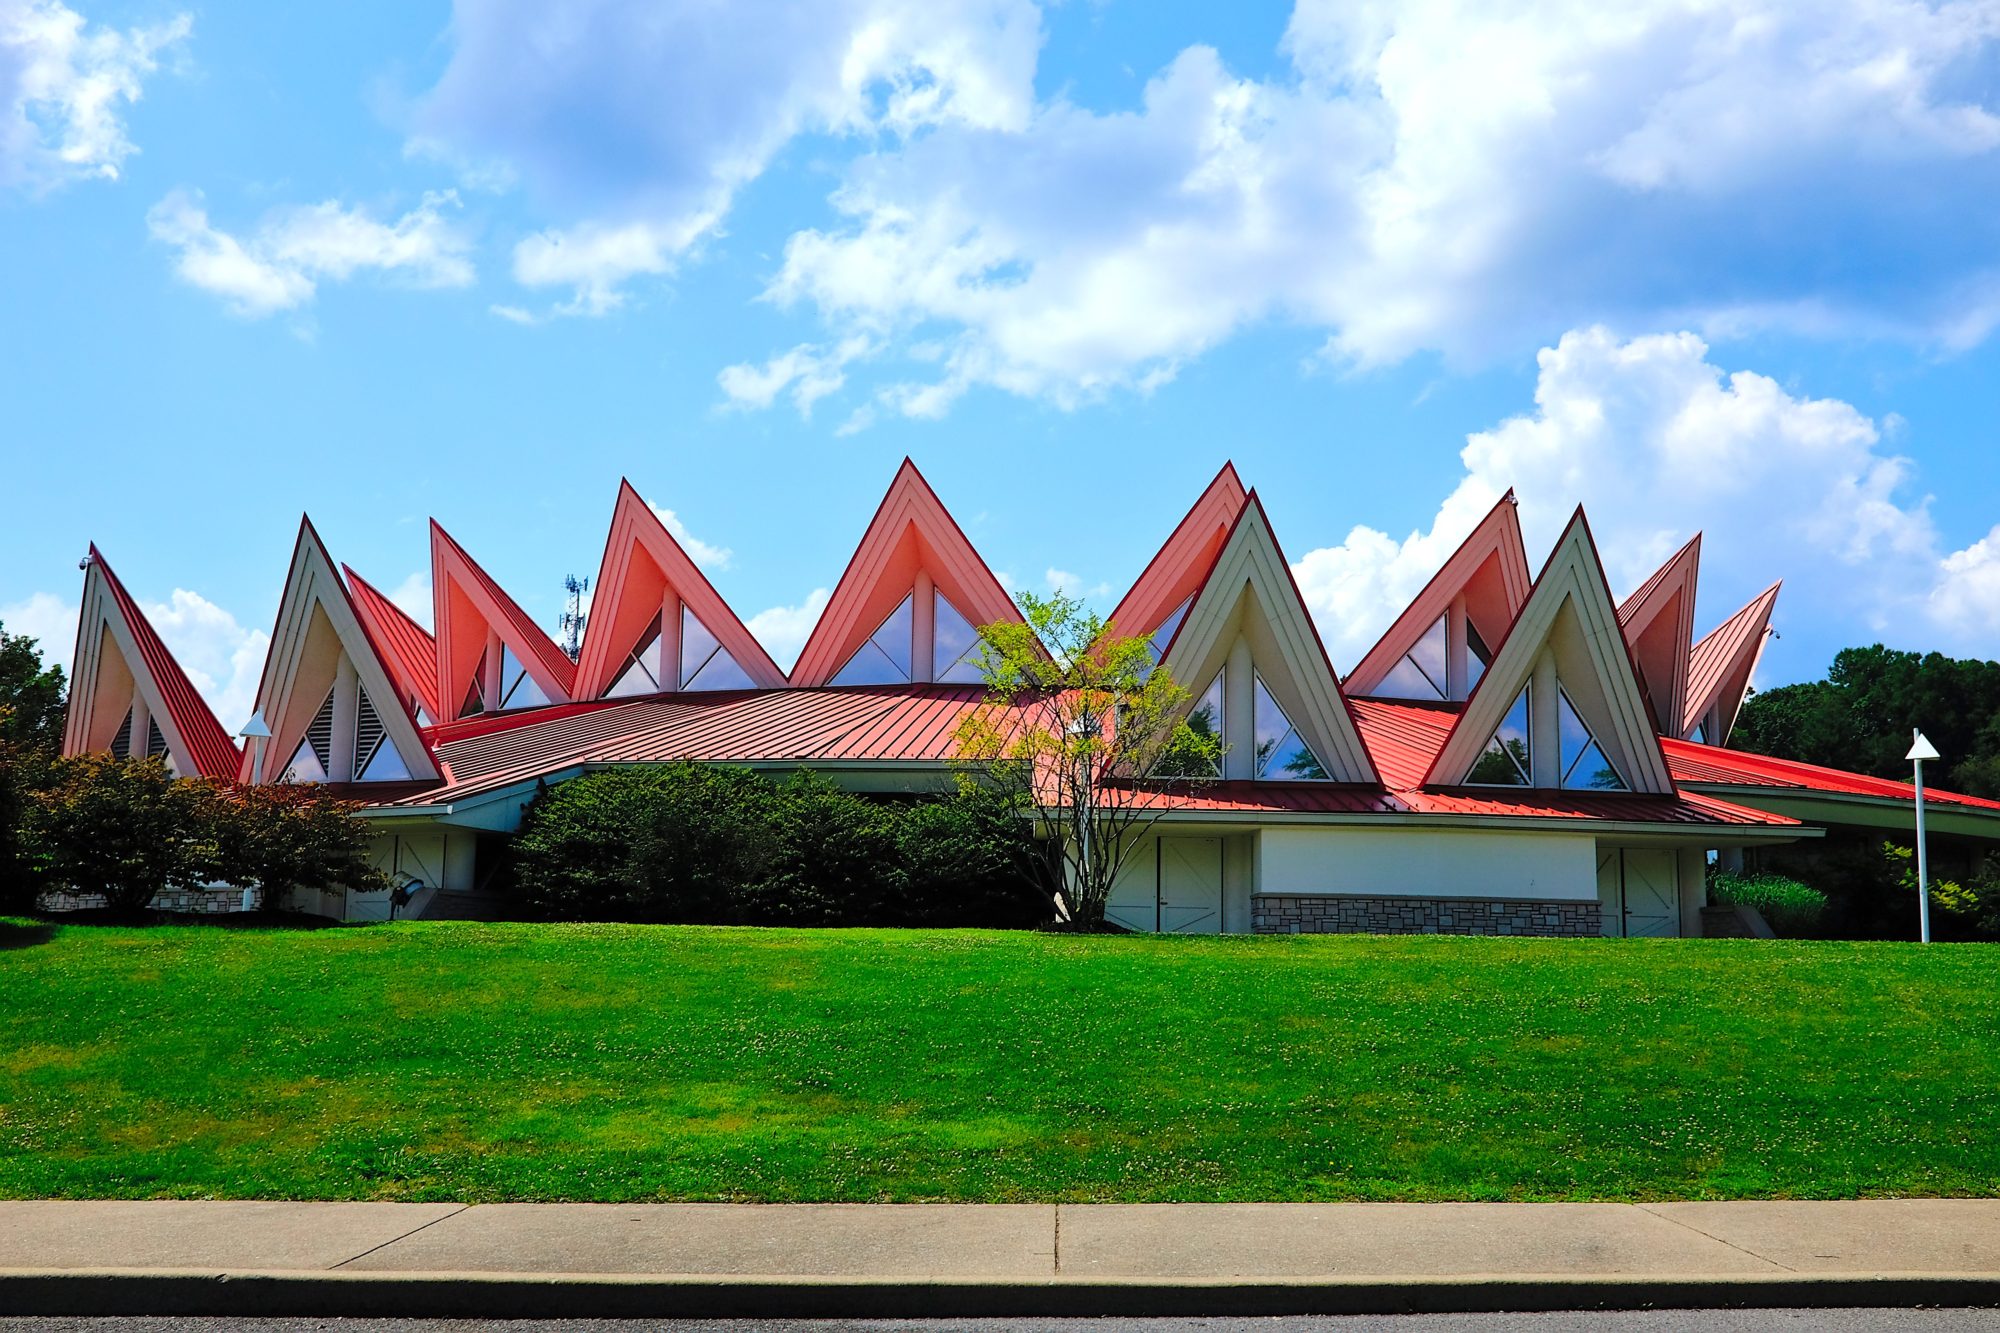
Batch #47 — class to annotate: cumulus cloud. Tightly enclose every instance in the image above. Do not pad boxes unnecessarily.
[0,0,189,190]
[744,0,2000,418]
[1290,327,1999,670]
[0,590,79,666]
[412,0,1042,312]
[146,188,474,317]
[144,588,267,734]
[1044,568,1110,602]
[648,503,732,571]
[386,571,432,630]
[717,336,873,418]
[747,587,830,671]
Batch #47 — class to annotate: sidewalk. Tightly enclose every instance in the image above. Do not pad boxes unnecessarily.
[3,1199,1999,1317]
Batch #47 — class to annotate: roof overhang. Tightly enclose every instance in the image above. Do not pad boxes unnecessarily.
[1680,783,2000,841]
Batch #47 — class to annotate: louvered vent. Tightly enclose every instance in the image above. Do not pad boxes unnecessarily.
[108,707,133,759]
[354,687,386,773]
[146,717,168,759]
[304,686,336,772]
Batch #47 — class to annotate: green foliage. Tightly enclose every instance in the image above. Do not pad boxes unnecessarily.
[1708,870,1828,937]
[1734,645,2000,797]
[0,623,66,756]
[6,925,2000,1203]
[507,763,1045,927]
[955,590,1222,929]
[0,733,51,913]
[1884,842,2000,940]
[207,783,391,904]
[27,753,217,912]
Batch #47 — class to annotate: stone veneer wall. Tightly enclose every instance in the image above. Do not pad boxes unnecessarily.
[1253,894,1600,937]
[38,886,261,914]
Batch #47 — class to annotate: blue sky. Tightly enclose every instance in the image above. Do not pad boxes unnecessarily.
[3,0,1998,731]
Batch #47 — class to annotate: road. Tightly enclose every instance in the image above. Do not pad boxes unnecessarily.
[5,1313,2000,1332]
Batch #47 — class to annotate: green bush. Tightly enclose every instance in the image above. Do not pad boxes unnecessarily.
[1709,870,1829,937]
[507,764,1047,927]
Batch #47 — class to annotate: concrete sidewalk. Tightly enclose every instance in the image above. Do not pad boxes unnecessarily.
[2,1199,1998,1317]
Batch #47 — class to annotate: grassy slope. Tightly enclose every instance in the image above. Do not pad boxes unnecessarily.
[2,919,1996,1203]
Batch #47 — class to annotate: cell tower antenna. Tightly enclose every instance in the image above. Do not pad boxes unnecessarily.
[560,575,589,662]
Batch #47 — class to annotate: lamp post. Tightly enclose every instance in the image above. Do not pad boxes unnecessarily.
[1906,728,1940,944]
[239,710,271,785]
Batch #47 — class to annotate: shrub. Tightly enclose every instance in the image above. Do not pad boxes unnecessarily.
[0,734,49,914]
[29,753,218,913]
[895,784,1049,927]
[508,764,775,923]
[745,772,905,925]
[1709,870,1829,937]
[208,783,391,907]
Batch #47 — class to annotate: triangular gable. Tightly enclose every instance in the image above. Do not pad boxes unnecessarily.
[1684,581,1781,745]
[1158,493,1378,784]
[1617,534,1700,739]
[344,566,442,727]
[243,517,439,785]
[1105,462,1248,653]
[1344,491,1533,699]
[573,480,786,699]
[790,458,1025,687]
[62,546,240,780]
[1426,509,1673,795]
[431,521,576,719]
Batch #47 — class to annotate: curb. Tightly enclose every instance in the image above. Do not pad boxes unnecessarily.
[4,1270,2000,1319]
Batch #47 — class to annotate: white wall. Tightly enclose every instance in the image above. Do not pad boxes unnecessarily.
[1257,826,1599,901]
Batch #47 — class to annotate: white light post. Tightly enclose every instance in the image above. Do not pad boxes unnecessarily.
[239,710,272,786]
[1907,728,1940,944]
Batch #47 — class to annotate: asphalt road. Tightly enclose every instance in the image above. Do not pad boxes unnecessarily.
[5,1314,2000,1332]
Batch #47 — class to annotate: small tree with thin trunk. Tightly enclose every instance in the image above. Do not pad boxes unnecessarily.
[954,591,1221,930]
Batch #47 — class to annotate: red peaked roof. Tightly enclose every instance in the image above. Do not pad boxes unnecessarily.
[1665,736,2000,813]
[431,520,578,707]
[1686,581,1781,731]
[87,545,241,781]
[1106,462,1247,643]
[344,566,442,723]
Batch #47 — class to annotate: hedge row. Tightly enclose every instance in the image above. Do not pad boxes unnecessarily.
[505,764,1050,927]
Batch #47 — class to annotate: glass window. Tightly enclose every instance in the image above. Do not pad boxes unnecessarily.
[830,592,916,686]
[1148,595,1194,662]
[1189,669,1225,774]
[1374,614,1448,699]
[605,613,664,698]
[1467,687,1531,786]
[459,651,486,718]
[1253,673,1329,780]
[1465,620,1492,694]
[933,590,985,684]
[283,737,327,784]
[1557,686,1626,791]
[681,605,755,690]
[357,733,412,782]
[498,644,551,710]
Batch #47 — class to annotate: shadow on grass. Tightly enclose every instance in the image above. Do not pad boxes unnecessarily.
[0,919,58,950]
[18,908,351,933]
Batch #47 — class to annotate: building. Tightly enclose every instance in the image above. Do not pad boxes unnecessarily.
[60,461,2000,932]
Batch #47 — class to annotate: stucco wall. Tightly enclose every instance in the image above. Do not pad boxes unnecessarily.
[1257,827,1599,901]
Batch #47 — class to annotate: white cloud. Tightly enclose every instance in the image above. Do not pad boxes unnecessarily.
[0,590,78,667]
[488,303,536,325]
[717,336,873,418]
[413,0,1041,313]
[0,0,189,191]
[1290,326,1998,670]
[647,504,732,571]
[386,571,432,630]
[754,0,2000,417]
[747,587,830,671]
[147,188,474,317]
[1044,567,1110,601]
[141,588,266,735]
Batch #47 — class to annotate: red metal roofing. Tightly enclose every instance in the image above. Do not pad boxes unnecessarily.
[344,566,442,724]
[1685,581,1780,728]
[1665,737,2000,813]
[431,520,578,697]
[88,546,242,781]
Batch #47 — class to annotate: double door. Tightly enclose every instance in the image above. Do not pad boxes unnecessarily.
[1106,836,1223,934]
[1597,848,1680,937]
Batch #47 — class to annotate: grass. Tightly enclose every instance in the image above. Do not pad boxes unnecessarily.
[1,917,1997,1203]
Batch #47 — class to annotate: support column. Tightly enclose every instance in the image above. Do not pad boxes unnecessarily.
[128,693,151,761]
[1446,593,1469,700]
[1224,635,1255,780]
[661,591,683,690]
[483,627,503,708]
[1530,649,1561,787]
[912,571,936,683]
[330,653,359,782]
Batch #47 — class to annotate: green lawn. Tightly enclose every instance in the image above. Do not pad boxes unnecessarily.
[2,918,1997,1203]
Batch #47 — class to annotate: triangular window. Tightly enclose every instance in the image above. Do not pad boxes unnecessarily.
[1557,686,1626,791]
[1253,673,1328,780]
[497,644,550,711]
[606,612,666,698]
[1147,595,1194,663]
[352,687,413,782]
[1467,686,1532,786]
[1688,721,1707,745]
[1376,613,1449,700]
[109,706,134,759]
[830,592,915,687]
[284,686,335,784]
[414,700,436,728]
[459,650,487,718]
[679,605,755,691]
[283,738,328,784]
[1189,669,1225,773]
[933,590,984,684]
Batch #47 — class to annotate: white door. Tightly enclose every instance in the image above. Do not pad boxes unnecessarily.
[1159,837,1223,934]
[1599,848,1680,938]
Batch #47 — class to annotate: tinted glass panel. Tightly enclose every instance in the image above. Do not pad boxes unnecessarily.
[357,734,413,782]
[1558,686,1625,790]
[1468,687,1532,785]
[1375,654,1446,700]
[830,639,907,687]
[1409,614,1448,694]
[283,738,327,784]
[684,641,756,691]
[1251,674,1326,779]
[605,614,662,698]
[1465,620,1491,693]
[831,593,915,685]
[1148,595,1194,661]
[933,590,983,683]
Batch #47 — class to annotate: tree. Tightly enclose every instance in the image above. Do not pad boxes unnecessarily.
[29,753,216,913]
[208,783,390,910]
[0,622,66,755]
[0,720,52,914]
[954,591,1221,930]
